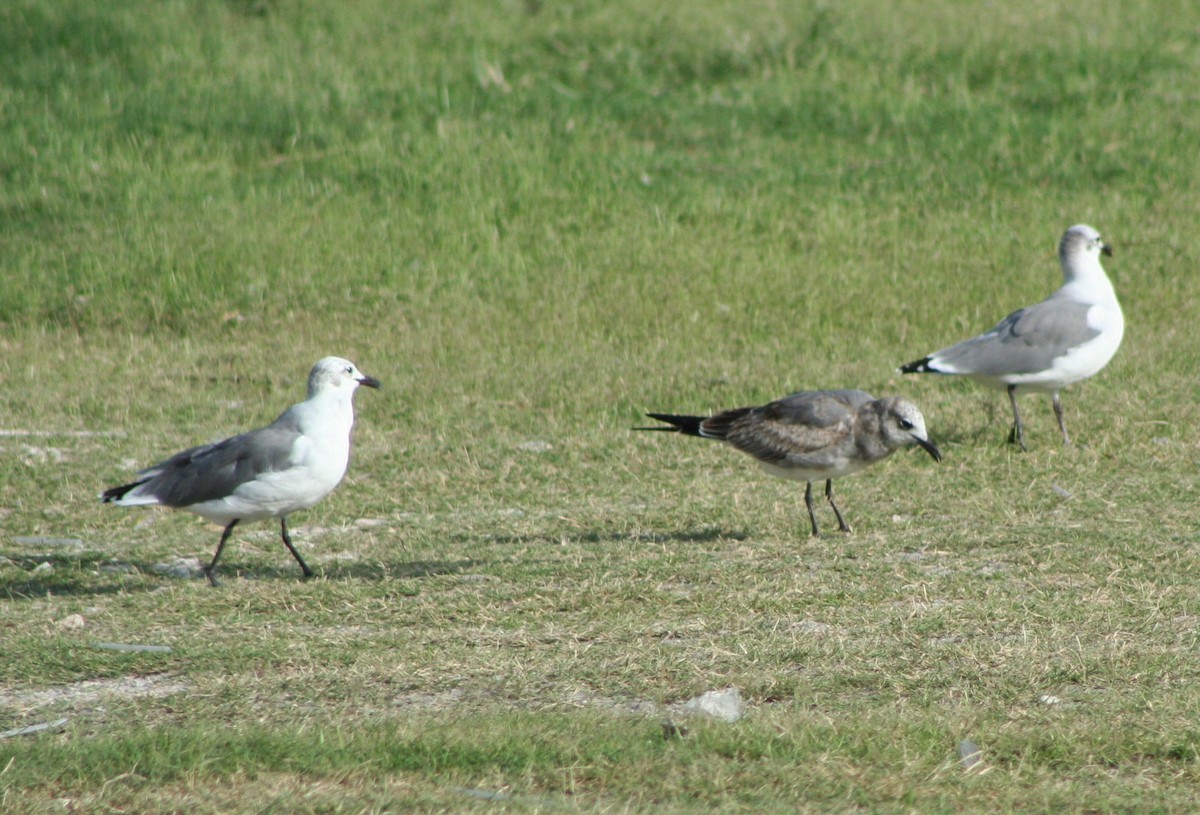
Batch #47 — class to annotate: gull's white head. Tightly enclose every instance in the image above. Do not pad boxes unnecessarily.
[879,398,942,461]
[307,357,382,398]
[1059,224,1113,276]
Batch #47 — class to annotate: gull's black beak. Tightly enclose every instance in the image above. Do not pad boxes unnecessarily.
[358,374,382,389]
[1101,242,1114,257]
[914,436,942,462]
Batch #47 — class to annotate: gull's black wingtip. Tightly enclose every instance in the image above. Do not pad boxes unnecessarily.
[100,482,139,503]
[898,357,934,375]
[634,413,706,436]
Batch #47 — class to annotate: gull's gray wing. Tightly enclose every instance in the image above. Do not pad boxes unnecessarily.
[133,413,303,508]
[933,297,1098,376]
[706,390,873,465]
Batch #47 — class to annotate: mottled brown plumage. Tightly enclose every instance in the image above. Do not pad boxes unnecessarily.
[640,389,941,536]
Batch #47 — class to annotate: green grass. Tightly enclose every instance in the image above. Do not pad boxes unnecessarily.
[4,0,1200,811]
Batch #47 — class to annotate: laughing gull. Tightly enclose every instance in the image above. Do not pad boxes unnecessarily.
[638,390,941,536]
[900,224,1123,450]
[102,357,381,585]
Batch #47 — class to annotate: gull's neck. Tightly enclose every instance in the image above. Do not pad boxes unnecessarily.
[1059,253,1118,305]
[854,403,897,460]
[295,387,357,432]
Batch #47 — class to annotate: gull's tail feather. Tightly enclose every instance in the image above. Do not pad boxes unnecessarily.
[635,413,707,436]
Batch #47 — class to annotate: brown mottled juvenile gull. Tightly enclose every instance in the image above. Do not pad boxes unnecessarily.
[900,224,1123,450]
[102,357,380,586]
[638,389,941,536]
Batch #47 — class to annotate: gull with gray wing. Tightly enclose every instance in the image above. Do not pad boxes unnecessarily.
[102,356,380,585]
[900,224,1123,450]
[638,389,942,536]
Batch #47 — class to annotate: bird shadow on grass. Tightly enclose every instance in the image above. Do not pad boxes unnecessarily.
[445,526,748,548]
[1,551,156,599]
[318,558,483,582]
[158,556,486,585]
[0,551,483,597]
[577,526,748,545]
[2,526,757,594]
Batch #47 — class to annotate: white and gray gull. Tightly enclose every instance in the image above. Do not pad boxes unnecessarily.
[102,356,381,585]
[900,224,1123,450]
[638,389,942,536]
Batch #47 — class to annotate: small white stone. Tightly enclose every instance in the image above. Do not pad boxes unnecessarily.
[57,614,86,630]
[14,536,84,548]
[517,440,553,453]
[151,557,205,579]
[959,739,983,769]
[0,719,69,739]
[793,619,831,635]
[683,687,745,723]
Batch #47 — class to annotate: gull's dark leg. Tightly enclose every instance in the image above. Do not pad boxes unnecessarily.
[1006,385,1028,451]
[803,481,820,537]
[1052,392,1071,446]
[825,479,852,533]
[205,519,240,587]
[279,517,315,579]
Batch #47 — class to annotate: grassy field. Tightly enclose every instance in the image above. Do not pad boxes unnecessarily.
[3,0,1200,810]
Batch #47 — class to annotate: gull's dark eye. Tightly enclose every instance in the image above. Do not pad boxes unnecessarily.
[899,419,914,430]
